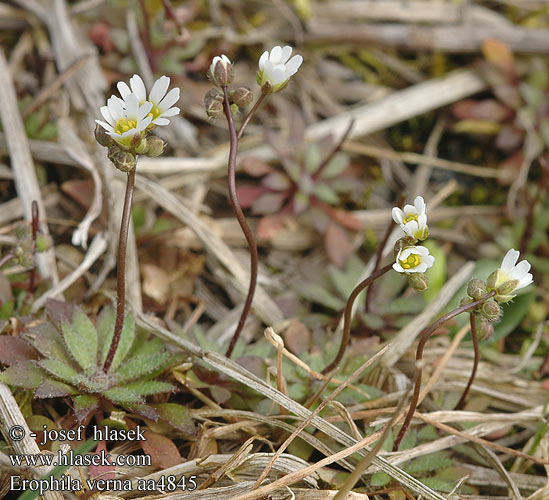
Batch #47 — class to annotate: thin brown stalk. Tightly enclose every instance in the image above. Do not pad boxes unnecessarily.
[392,290,496,451]
[29,200,39,293]
[222,85,259,358]
[0,251,14,269]
[237,92,267,141]
[104,169,136,373]
[454,313,479,411]
[315,119,354,177]
[322,262,393,374]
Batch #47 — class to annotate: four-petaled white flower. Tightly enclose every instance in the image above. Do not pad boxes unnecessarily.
[489,248,533,301]
[393,245,435,274]
[392,196,429,241]
[117,75,180,127]
[257,45,303,93]
[95,94,152,148]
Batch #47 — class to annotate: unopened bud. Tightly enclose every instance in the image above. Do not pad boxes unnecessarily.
[204,88,223,103]
[205,98,223,119]
[130,132,143,152]
[460,297,473,307]
[145,136,165,158]
[486,270,499,289]
[135,137,149,155]
[476,316,494,341]
[467,278,487,300]
[393,236,416,260]
[94,124,112,147]
[230,87,253,108]
[407,273,429,291]
[14,243,33,268]
[209,55,233,87]
[35,234,52,252]
[481,299,502,322]
[110,149,136,173]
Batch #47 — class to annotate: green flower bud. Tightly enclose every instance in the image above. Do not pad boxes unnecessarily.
[230,87,253,108]
[94,124,112,147]
[393,236,417,260]
[13,243,33,268]
[35,234,52,253]
[130,132,143,152]
[460,297,473,307]
[135,137,149,155]
[145,136,165,158]
[467,278,487,300]
[407,273,429,291]
[486,270,498,289]
[481,299,502,322]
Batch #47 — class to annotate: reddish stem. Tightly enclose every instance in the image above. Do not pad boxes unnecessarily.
[237,92,267,141]
[454,313,479,411]
[322,263,393,375]
[104,169,135,372]
[392,291,496,451]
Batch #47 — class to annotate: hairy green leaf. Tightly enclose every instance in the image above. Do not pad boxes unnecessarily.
[120,380,174,397]
[97,306,116,364]
[115,338,171,383]
[320,153,349,178]
[110,313,136,371]
[62,309,97,371]
[35,378,78,398]
[153,403,196,436]
[0,361,43,389]
[101,386,144,404]
[73,394,100,422]
[38,359,79,384]
[25,321,72,364]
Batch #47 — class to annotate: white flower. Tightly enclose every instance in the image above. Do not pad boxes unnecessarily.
[257,45,303,93]
[208,54,233,86]
[392,196,429,241]
[393,245,435,274]
[117,75,180,127]
[95,94,152,148]
[488,249,533,301]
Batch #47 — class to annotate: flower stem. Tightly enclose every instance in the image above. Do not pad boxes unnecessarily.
[222,85,259,358]
[29,200,39,294]
[104,169,136,373]
[237,92,266,141]
[392,290,496,451]
[454,313,479,411]
[321,263,393,375]
[0,252,14,269]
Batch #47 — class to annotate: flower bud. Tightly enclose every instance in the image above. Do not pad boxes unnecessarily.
[205,97,224,119]
[145,136,165,158]
[481,299,502,322]
[476,316,494,341]
[393,236,417,260]
[135,137,149,155]
[209,55,233,87]
[486,270,498,289]
[130,132,143,152]
[35,234,52,253]
[94,123,112,147]
[407,273,429,291]
[204,88,223,103]
[13,243,33,268]
[230,87,253,108]
[109,148,137,173]
[467,278,487,300]
[460,297,473,307]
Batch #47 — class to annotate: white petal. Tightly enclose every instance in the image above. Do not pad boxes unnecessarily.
[149,76,170,104]
[399,247,414,260]
[269,46,282,65]
[402,220,418,236]
[124,94,139,118]
[100,106,115,126]
[258,51,269,70]
[136,116,153,131]
[516,273,533,290]
[423,254,435,267]
[159,107,180,117]
[393,262,405,273]
[285,55,303,77]
[129,74,147,102]
[221,54,231,64]
[280,46,293,64]
[95,119,114,133]
[117,81,132,100]
[417,213,427,228]
[501,248,519,271]
[414,196,426,214]
[392,207,404,224]
[271,67,287,85]
[107,96,125,120]
[152,117,170,126]
[137,101,153,120]
[403,204,415,216]
[414,246,430,256]
[414,263,428,273]
[510,259,531,280]
[158,87,180,111]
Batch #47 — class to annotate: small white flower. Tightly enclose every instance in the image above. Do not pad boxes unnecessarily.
[392,196,429,241]
[208,54,233,86]
[117,75,180,127]
[393,245,435,274]
[95,94,152,148]
[257,45,303,93]
[489,249,533,301]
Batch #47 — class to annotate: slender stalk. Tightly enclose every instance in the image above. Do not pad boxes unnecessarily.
[29,200,39,293]
[315,119,354,178]
[222,85,259,358]
[392,290,496,451]
[322,263,393,375]
[236,92,266,141]
[454,313,479,411]
[104,169,136,372]
[0,252,14,269]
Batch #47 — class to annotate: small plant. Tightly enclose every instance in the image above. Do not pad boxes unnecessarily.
[205,46,303,357]
[0,303,179,422]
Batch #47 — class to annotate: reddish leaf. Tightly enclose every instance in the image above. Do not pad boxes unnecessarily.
[61,179,95,210]
[88,22,115,52]
[262,172,291,191]
[324,223,353,268]
[482,39,516,79]
[257,214,286,240]
[89,441,116,480]
[251,192,286,215]
[498,151,524,185]
[236,355,266,378]
[241,156,272,177]
[45,299,74,330]
[283,319,311,355]
[236,185,266,209]
[140,430,182,469]
[496,124,524,151]
[452,99,512,122]
[324,206,363,231]
[0,336,39,366]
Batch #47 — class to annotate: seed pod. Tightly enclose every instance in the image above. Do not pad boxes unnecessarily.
[481,299,502,322]
[145,136,165,158]
[94,124,112,147]
[230,87,253,108]
[476,316,494,341]
[393,236,417,260]
[407,273,429,292]
[467,278,487,300]
[205,98,224,119]
[110,149,137,173]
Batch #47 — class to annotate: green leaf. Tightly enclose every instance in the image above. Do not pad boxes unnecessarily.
[320,153,349,178]
[0,361,44,388]
[404,452,452,474]
[304,143,321,173]
[370,471,391,487]
[153,403,197,436]
[422,240,447,302]
[294,282,343,311]
[97,306,116,364]
[101,386,144,404]
[120,380,174,397]
[115,338,172,383]
[73,394,100,422]
[38,359,79,384]
[313,183,339,204]
[110,313,135,371]
[62,309,97,371]
[24,321,72,364]
[35,378,78,398]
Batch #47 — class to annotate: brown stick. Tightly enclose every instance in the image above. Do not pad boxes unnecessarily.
[454,313,479,411]
[392,291,496,451]
[236,92,267,141]
[28,200,39,293]
[222,85,259,358]
[322,263,393,374]
[103,169,136,372]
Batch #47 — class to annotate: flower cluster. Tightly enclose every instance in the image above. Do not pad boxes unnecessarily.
[95,75,180,171]
[391,196,434,290]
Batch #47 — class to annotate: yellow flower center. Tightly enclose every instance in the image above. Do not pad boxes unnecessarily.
[115,118,137,135]
[399,253,421,269]
[147,104,161,120]
[403,213,418,224]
